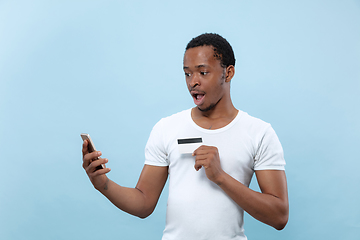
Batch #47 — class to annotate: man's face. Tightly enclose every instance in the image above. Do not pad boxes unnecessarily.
[183,45,227,112]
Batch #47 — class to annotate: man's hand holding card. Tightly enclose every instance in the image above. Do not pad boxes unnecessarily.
[177,137,224,184]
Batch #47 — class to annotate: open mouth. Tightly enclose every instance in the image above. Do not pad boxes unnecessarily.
[192,92,205,105]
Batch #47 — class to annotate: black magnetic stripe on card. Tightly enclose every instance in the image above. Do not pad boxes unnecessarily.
[177,138,202,144]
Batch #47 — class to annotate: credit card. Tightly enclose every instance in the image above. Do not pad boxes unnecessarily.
[177,137,203,154]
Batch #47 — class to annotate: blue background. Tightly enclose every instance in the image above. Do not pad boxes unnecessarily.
[1,0,359,239]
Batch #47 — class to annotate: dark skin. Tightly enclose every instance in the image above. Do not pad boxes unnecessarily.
[82,45,289,229]
[82,145,167,218]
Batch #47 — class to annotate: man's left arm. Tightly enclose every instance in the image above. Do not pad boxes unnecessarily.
[193,146,289,230]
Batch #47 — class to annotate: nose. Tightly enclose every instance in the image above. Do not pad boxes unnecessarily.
[188,73,200,89]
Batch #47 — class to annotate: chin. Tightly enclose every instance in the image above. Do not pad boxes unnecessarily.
[198,103,216,112]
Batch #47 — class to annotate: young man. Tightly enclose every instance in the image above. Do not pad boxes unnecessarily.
[82,33,289,240]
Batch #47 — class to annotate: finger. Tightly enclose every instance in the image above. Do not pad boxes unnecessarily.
[194,154,209,161]
[89,166,111,177]
[194,163,202,171]
[192,145,213,156]
[86,156,106,172]
[84,151,102,162]
[83,151,102,169]
[192,145,204,156]
[193,149,203,156]
[194,159,208,171]
[86,157,108,173]
[82,140,89,157]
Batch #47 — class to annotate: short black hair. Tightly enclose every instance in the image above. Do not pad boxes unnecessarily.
[185,33,236,68]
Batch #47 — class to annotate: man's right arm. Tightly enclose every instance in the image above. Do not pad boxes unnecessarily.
[82,140,168,218]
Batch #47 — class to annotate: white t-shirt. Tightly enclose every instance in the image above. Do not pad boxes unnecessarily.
[145,109,285,240]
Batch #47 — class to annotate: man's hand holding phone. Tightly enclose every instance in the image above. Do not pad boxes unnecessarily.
[81,135,111,191]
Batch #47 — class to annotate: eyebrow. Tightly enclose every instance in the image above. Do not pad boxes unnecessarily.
[183,64,209,70]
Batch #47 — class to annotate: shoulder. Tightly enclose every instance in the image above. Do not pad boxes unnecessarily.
[154,108,191,129]
[237,110,272,133]
[146,109,191,154]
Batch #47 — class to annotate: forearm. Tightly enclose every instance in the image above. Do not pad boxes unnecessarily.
[98,178,153,218]
[215,172,288,230]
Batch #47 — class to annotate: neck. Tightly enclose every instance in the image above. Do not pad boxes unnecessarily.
[192,97,237,120]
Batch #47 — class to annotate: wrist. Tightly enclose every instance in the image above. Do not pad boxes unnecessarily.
[96,177,110,192]
[213,170,227,186]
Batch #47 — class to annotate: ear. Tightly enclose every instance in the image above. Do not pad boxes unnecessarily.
[225,65,235,83]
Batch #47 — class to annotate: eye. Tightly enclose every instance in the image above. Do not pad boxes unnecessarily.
[200,71,208,75]
[185,72,191,77]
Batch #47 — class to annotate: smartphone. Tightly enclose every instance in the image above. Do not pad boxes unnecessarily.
[81,133,105,170]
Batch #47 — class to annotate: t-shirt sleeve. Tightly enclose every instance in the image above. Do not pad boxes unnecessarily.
[144,119,169,166]
[254,125,286,171]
